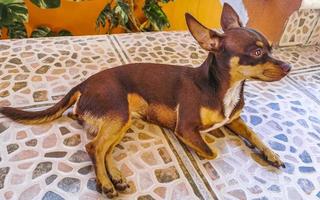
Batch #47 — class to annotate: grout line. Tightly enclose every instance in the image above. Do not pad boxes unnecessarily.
[113,35,132,63]
[305,11,320,45]
[176,137,219,200]
[163,129,220,200]
[110,35,130,63]
[291,63,320,72]
[106,36,126,65]
[287,76,320,105]
[290,65,320,75]
[112,35,131,63]
[161,128,206,200]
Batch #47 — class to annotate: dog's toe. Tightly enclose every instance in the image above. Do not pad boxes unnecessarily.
[115,182,130,191]
[275,160,285,169]
[111,177,129,191]
[270,160,282,168]
[103,187,118,199]
[265,152,284,168]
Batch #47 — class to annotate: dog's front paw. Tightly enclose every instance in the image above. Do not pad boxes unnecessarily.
[263,149,285,168]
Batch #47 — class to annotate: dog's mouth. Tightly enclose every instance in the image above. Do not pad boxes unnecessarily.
[262,70,288,81]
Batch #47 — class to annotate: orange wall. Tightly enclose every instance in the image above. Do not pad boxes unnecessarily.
[5,0,301,43]
[25,0,109,36]
[24,0,222,36]
[162,0,222,30]
[244,0,301,42]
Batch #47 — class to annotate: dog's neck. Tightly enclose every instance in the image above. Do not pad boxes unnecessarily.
[198,52,244,93]
[197,53,244,115]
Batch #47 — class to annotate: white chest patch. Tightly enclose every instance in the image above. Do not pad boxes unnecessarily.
[200,81,242,133]
[223,81,242,118]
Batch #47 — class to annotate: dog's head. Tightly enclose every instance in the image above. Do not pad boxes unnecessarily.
[185,3,291,82]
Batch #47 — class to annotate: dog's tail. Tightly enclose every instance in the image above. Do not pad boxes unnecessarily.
[0,86,81,125]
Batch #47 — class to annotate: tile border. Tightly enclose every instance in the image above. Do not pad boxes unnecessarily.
[287,75,320,105]
[162,128,219,200]
[112,35,131,63]
[107,36,126,65]
[161,128,208,200]
[289,65,320,75]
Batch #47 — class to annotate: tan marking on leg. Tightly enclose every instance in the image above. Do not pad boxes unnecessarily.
[128,93,149,118]
[200,107,224,127]
[226,117,284,168]
[147,104,177,129]
[85,115,127,197]
[105,118,132,191]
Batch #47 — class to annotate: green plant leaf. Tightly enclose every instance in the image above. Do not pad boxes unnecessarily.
[0,1,28,39]
[160,0,171,3]
[0,1,28,26]
[30,0,60,9]
[114,0,130,26]
[96,3,118,33]
[58,29,72,36]
[31,26,72,37]
[31,26,54,37]
[7,3,28,22]
[143,0,169,31]
[96,0,171,33]
[7,22,27,38]
[66,0,86,2]
[96,0,132,33]
[2,1,24,4]
[1,0,24,4]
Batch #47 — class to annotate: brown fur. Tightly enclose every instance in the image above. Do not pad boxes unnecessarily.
[0,3,290,198]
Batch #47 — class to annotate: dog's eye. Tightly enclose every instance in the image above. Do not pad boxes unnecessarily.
[252,49,263,57]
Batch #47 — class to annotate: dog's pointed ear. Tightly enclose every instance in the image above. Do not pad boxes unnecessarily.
[221,3,243,31]
[185,13,223,52]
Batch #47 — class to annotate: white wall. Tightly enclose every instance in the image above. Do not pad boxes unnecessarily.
[220,0,249,25]
[301,0,320,9]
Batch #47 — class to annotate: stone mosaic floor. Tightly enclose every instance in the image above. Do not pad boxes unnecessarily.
[0,31,320,200]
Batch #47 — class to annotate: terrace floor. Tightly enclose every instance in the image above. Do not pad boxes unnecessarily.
[0,32,320,200]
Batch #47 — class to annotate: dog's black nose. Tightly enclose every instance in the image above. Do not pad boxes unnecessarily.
[281,63,291,73]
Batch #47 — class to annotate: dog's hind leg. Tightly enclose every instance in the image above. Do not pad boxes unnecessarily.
[105,118,131,191]
[85,115,129,198]
[67,112,85,126]
[226,117,285,168]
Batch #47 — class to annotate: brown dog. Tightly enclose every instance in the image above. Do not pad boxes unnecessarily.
[0,3,290,198]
